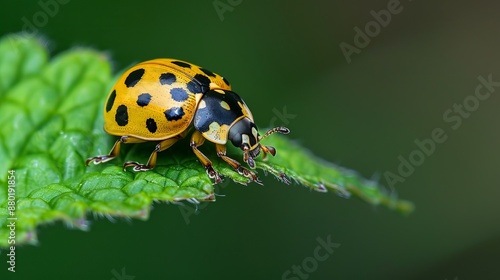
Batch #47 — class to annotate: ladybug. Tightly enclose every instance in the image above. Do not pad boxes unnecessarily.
[86,59,289,183]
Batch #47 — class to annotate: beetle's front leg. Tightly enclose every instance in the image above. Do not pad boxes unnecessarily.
[190,131,222,184]
[215,144,261,184]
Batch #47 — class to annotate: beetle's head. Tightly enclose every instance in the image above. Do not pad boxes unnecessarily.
[228,117,290,168]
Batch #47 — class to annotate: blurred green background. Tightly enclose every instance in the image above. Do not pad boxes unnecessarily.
[2,0,500,279]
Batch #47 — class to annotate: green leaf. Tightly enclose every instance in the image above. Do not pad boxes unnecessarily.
[0,35,413,247]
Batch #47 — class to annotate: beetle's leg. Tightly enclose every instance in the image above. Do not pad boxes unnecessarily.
[124,133,186,172]
[86,136,142,166]
[190,131,222,184]
[215,144,261,184]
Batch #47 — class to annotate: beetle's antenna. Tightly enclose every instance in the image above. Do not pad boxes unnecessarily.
[259,126,290,140]
[258,127,289,159]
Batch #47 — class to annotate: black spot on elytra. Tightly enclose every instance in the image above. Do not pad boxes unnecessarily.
[186,74,211,94]
[137,93,152,107]
[160,73,176,85]
[200,68,216,77]
[106,90,116,112]
[115,105,128,126]
[170,88,189,102]
[186,80,202,93]
[172,61,191,68]
[125,68,145,88]
[146,118,157,133]
[194,74,210,87]
[222,77,230,86]
[164,107,185,121]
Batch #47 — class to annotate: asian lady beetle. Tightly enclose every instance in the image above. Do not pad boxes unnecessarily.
[86,59,289,183]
